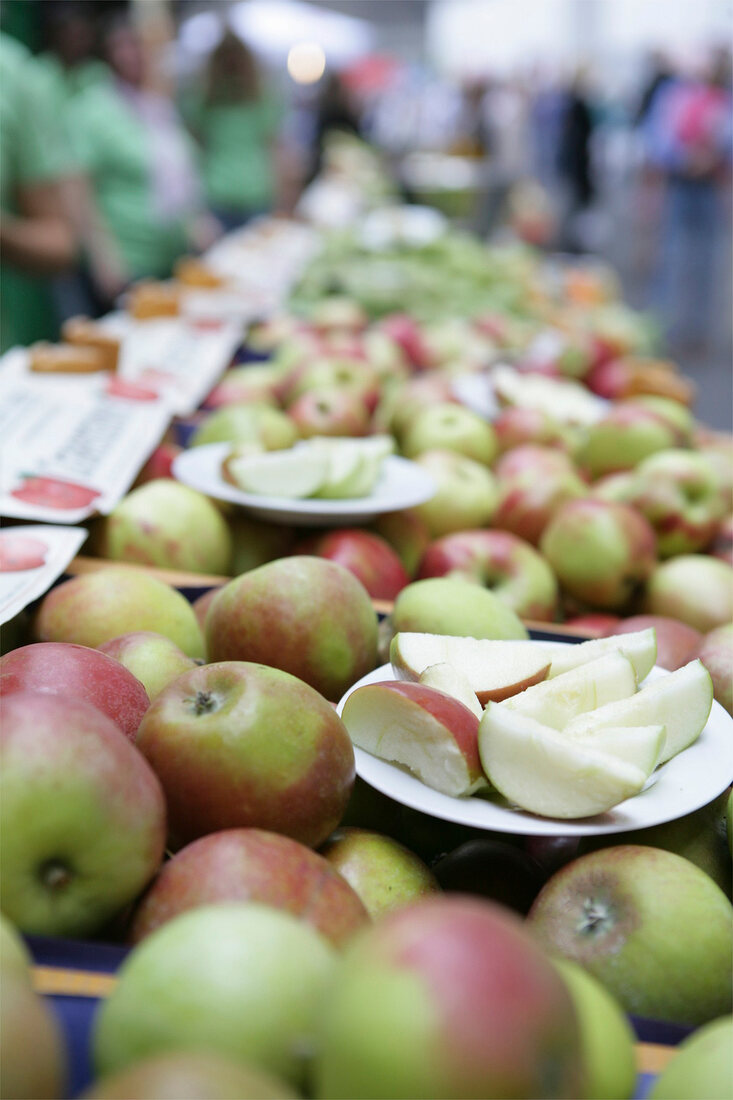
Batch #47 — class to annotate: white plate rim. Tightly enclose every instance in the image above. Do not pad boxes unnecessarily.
[337,656,733,837]
[172,442,436,525]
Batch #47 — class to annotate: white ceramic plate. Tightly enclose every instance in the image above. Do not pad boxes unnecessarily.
[172,443,436,526]
[337,659,733,837]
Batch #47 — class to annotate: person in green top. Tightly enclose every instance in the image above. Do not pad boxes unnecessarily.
[183,31,286,231]
[68,16,218,288]
[0,31,77,352]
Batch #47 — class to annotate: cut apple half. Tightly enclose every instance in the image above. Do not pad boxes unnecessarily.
[340,680,487,798]
[478,704,648,819]
[390,633,551,704]
[562,723,666,776]
[500,652,638,730]
[547,629,657,683]
[563,660,714,764]
[418,662,483,719]
[223,446,329,498]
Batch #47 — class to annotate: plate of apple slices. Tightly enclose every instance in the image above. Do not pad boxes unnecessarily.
[337,628,733,836]
[172,437,436,525]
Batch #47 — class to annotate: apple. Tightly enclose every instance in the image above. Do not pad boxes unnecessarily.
[709,513,733,565]
[493,407,575,454]
[341,679,486,798]
[626,449,725,558]
[0,913,32,980]
[223,445,330,499]
[648,1015,733,1100]
[287,388,371,438]
[0,641,150,739]
[493,463,588,546]
[545,627,657,680]
[383,375,458,441]
[401,402,497,466]
[694,623,733,715]
[602,614,701,671]
[527,845,733,1025]
[319,827,439,919]
[136,661,355,849]
[0,971,67,1100]
[96,480,232,575]
[206,557,377,701]
[371,509,431,577]
[418,662,484,717]
[391,576,528,640]
[478,705,649,818]
[1,691,166,936]
[133,441,183,485]
[311,297,368,332]
[417,529,559,621]
[587,355,695,405]
[577,403,678,479]
[130,828,368,947]
[35,568,206,658]
[378,313,432,369]
[190,402,298,450]
[390,632,551,704]
[191,586,221,634]
[644,555,733,633]
[579,790,732,896]
[97,632,197,701]
[540,499,657,610]
[588,471,637,504]
[563,613,621,636]
[0,533,48,571]
[80,1052,297,1100]
[494,444,579,482]
[93,904,337,1087]
[312,895,584,1099]
[282,356,378,409]
[295,529,409,600]
[500,651,638,728]
[553,958,637,1100]
[203,364,283,409]
[410,450,497,536]
[431,838,546,915]
[229,514,295,575]
[629,395,695,445]
[362,329,410,381]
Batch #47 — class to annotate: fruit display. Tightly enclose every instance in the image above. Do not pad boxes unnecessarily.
[2,214,732,1100]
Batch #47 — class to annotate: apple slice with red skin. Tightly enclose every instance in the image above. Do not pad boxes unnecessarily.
[341,680,486,798]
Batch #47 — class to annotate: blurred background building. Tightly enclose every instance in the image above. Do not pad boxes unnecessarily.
[1,0,730,425]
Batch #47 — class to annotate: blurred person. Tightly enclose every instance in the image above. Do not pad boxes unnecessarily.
[36,2,109,105]
[67,15,218,308]
[182,31,288,230]
[643,47,732,354]
[308,71,363,183]
[556,68,596,252]
[0,30,77,351]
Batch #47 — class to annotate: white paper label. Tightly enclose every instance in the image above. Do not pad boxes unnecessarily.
[0,524,88,624]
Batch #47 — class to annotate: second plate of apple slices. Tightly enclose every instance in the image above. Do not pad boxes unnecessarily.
[337,648,733,837]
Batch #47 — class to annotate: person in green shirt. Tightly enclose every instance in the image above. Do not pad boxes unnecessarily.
[68,17,217,287]
[183,31,286,231]
[0,32,77,352]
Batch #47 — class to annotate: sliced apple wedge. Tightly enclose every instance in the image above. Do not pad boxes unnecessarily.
[501,652,638,730]
[562,724,666,775]
[547,628,657,682]
[389,633,551,704]
[312,445,367,499]
[341,680,487,798]
[419,662,483,719]
[563,660,714,764]
[478,704,648,819]
[224,446,329,498]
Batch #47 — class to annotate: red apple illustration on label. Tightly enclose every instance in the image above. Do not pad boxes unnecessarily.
[105,377,160,402]
[11,477,101,511]
[0,535,49,572]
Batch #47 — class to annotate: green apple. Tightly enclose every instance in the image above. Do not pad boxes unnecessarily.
[1,691,166,937]
[649,1015,733,1100]
[136,661,356,849]
[341,680,486,798]
[401,402,497,466]
[98,631,196,700]
[547,627,657,680]
[553,958,637,1100]
[527,845,733,1025]
[320,827,440,919]
[627,449,725,558]
[644,555,733,634]
[223,446,330,499]
[312,895,584,1099]
[80,1051,298,1100]
[191,402,298,450]
[391,577,528,641]
[411,449,498,537]
[96,480,232,574]
[0,971,67,1100]
[93,903,337,1087]
[390,632,551,704]
[206,557,378,701]
[35,568,205,659]
[501,652,638,729]
[577,403,678,479]
[563,659,713,763]
[478,705,648,818]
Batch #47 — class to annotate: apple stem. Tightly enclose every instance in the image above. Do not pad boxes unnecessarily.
[40,860,72,891]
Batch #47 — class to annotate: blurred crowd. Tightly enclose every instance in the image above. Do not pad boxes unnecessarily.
[1,2,731,362]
